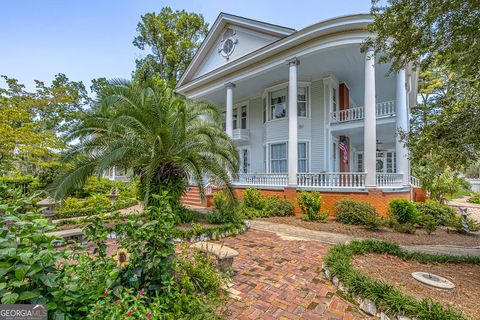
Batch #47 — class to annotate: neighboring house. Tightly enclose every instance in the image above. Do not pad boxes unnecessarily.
[176,13,422,213]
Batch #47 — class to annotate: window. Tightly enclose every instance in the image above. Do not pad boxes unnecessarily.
[232,108,238,130]
[356,153,364,172]
[270,88,287,120]
[241,105,247,129]
[263,98,266,123]
[386,151,396,173]
[298,142,309,173]
[297,87,308,117]
[270,143,287,173]
[239,149,249,173]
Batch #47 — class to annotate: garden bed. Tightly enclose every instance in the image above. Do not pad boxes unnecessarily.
[323,240,480,320]
[352,253,480,319]
[262,216,480,246]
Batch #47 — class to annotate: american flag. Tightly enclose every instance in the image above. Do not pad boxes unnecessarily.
[339,136,348,163]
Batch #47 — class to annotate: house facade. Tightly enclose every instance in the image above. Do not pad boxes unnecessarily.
[176,13,423,214]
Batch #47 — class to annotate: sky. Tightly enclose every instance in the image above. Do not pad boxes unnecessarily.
[0,0,372,91]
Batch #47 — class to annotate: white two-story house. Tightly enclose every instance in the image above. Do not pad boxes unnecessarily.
[176,13,422,214]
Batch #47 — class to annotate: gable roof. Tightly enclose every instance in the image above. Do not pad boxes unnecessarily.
[176,12,296,88]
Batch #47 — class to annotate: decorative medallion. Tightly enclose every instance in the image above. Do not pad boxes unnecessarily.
[218,28,238,60]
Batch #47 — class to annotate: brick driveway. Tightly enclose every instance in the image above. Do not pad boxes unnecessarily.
[217,230,369,319]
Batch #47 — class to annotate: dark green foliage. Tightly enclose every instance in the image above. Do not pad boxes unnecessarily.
[414,201,456,226]
[453,215,480,233]
[334,200,380,229]
[262,196,295,217]
[324,239,478,319]
[176,205,205,224]
[297,191,328,222]
[388,199,418,224]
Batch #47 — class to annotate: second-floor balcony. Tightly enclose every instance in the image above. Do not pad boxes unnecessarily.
[232,128,250,142]
[330,100,396,124]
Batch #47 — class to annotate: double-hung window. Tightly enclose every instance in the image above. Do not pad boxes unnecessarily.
[297,87,308,117]
[270,143,287,173]
[298,142,309,173]
[270,89,287,120]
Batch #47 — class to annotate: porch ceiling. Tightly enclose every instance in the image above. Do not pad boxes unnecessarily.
[198,45,396,107]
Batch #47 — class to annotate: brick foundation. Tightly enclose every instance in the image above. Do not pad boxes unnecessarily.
[183,185,416,216]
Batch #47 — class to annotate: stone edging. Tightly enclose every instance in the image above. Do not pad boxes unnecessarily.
[321,261,412,320]
[173,221,251,243]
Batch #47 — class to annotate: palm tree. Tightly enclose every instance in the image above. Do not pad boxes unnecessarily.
[51,80,239,206]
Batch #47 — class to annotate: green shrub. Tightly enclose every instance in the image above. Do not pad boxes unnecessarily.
[242,188,265,210]
[62,196,86,211]
[297,191,328,222]
[236,204,265,219]
[262,196,295,217]
[414,200,456,226]
[453,215,480,233]
[417,214,438,234]
[334,199,379,229]
[388,199,418,224]
[468,193,480,204]
[394,222,417,234]
[208,191,240,224]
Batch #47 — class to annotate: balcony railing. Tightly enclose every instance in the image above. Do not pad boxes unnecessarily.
[232,128,250,142]
[330,100,396,123]
[297,172,366,188]
[410,176,421,188]
[376,173,404,187]
[234,173,288,186]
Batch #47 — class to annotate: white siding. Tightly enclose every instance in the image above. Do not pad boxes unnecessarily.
[310,80,325,171]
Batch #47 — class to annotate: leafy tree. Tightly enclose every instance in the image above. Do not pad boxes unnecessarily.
[133,7,209,88]
[367,0,480,169]
[51,80,239,207]
[0,74,90,175]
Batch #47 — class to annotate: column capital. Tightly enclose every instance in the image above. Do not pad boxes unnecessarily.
[286,57,300,66]
[224,82,236,89]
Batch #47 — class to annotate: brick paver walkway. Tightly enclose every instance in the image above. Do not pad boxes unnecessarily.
[217,230,369,319]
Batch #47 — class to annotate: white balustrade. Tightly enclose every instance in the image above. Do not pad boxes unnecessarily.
[234,173,288,186]
[410,176,421,188]
[297,172,366,188]
[376,173,404,187]
[330,101,395,123]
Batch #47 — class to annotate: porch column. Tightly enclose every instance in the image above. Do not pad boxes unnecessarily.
[287,57,299,187]
[395,69,409,184]
[363,48,377,187]
[225,82,235,137]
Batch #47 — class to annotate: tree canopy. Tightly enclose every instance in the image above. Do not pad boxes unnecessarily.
[367,0,480,171]
[0,74,90,175]
[133,7,209,88]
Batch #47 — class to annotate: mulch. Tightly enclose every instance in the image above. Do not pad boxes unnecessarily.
[261,216,480,247]
[352,253,480,320]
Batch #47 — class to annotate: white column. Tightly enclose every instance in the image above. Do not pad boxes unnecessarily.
[395,69,409,185]
[225,82,235,137]
[287,57,299,187]
[363,48,377,187]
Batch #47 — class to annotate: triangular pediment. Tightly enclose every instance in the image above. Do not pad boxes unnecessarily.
[177,13,295,87]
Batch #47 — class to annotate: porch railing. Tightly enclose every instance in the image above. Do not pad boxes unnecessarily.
[330,100,396,123]
[376,173,404,187]
[234,173,288,186]
[410,176,421,188]
[297,172,366,188]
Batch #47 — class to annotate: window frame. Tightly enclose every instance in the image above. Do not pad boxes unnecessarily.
[263,82,311,122]
[297,141,310,173]
[269,142,288,173]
